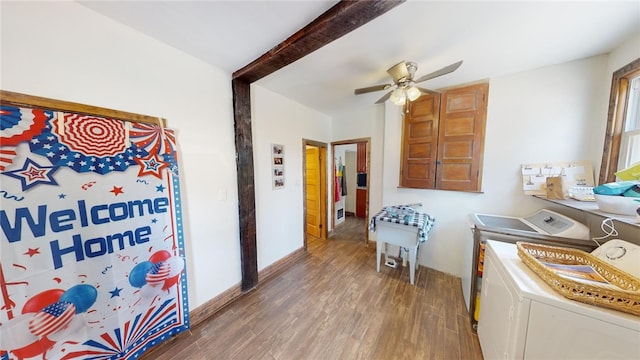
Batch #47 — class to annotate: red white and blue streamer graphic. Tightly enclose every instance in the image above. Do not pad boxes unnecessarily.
[130,123,178,175]
[59,300,178,359]
[1,105,52,171]
[27,112,149,175]
[53,113,128,157]
[129,123,176,157]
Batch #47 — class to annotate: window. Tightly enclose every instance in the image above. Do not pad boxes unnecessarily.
[618,74,640,169]
[399,82,489,192]
[599,58,640,183]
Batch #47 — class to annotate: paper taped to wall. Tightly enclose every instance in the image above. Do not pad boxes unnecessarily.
[521,161,594,196]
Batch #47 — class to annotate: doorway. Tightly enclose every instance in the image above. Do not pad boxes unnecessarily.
[331,138,370,244]
[303,140,328,248]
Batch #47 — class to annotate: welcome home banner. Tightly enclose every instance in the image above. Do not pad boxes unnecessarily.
[0,102,189,359]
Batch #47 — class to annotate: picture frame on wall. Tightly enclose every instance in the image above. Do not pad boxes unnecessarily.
[272,144,284,189]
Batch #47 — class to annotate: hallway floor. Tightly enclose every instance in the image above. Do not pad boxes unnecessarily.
[142,215,482,359]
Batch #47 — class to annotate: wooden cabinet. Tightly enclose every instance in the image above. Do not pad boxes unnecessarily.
[356,142,367,173]
[356,188,367,218]
[400,82,489,192]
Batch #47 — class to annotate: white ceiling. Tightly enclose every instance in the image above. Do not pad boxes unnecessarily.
[79,0,640,117]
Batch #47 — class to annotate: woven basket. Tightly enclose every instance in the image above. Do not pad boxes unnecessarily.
[516,241,640,316]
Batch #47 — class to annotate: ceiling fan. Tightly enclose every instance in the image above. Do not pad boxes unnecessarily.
[354,60,463,105]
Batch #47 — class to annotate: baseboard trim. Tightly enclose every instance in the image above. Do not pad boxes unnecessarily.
[189,246,306,328]
[188,283,243,327]
[141,247,308,359]
[260,247,307,283]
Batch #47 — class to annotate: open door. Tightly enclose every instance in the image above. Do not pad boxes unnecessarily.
[331,138,370,244]
[304,140,327,244]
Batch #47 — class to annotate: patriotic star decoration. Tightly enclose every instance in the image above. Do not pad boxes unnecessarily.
[24,248,40,257]
[135,153,168,179]
[156,184,165,192]
[110,186,124,196]
[2,158,60,191]
[110,287,122,298]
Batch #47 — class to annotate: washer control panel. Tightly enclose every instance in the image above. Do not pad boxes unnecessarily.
[523,209,589,239]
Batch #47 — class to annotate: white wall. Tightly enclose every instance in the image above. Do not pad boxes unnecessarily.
[331,106,385,223]
[379,55,611,277]
[251,85,331,270]
[606,34,640,82]
[1,1,241,309]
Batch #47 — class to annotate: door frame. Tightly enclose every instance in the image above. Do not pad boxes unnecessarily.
[302,139,328,249]
[331,137,371,244]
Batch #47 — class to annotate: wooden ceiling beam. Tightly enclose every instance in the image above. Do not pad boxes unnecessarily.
[233,0,405,83]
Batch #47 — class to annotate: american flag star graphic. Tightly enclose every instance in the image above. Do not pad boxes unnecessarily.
[28,301,76,337]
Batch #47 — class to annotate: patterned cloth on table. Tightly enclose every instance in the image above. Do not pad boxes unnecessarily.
[369,204,435,242]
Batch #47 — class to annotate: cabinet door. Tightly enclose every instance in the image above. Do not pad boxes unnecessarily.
[357,142,367,173]
[399,94,440,188]
[356,188,366,218]
[436,83,488,191]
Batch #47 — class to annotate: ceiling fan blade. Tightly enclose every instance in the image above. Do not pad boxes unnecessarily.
[354,84,392,95]
[416,87,440,95]
[414,60,463,84]
[375,91,393,104]
[387,61,410,82]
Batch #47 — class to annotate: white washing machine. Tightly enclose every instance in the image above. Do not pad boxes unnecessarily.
[478,240,640,360]
[464,209,596,329]
[471,209,591,239]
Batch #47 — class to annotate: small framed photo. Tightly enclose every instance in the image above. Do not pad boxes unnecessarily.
[271,144,285,189]
[272,144,283,155]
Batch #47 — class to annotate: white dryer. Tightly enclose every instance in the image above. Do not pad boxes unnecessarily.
[478,240,640,360]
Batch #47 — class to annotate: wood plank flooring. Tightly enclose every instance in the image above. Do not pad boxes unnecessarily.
[143,216,483,359]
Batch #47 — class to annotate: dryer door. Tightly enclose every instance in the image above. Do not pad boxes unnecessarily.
[477,250,530,360]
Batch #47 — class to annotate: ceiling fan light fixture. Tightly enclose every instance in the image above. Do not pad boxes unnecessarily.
[406,86,421,101]
[354,60,463,107]
[390,88,406,105]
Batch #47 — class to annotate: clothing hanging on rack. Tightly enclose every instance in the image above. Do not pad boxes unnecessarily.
[334,176,340,202]
[340,163,347,196]
[335,156,349,201]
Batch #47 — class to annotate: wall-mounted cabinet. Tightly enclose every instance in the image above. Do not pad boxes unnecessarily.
[357,142,367,173]
[356,188,367,218]
[399,83,488,192]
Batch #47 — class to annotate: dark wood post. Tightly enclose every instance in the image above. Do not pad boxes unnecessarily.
[232,0,405,291]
